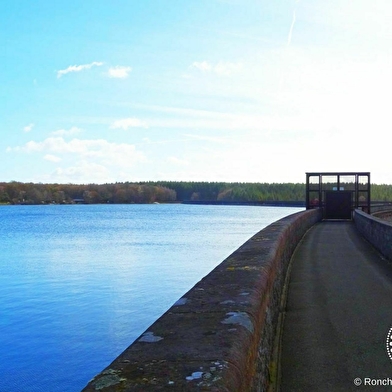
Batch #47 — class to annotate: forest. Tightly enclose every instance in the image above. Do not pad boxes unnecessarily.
[1,181,392,205]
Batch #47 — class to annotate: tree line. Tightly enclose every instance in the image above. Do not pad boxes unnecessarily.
[0,182,176,205]
[1,181,392,205]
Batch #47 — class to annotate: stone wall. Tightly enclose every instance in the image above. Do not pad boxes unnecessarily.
[83,208,322,392]
[354,209,392,261]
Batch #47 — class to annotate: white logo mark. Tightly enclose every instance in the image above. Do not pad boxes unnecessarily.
[386,327,392,362]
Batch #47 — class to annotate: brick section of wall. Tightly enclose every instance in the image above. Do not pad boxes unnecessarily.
[354,209,392,261]
[82,208,322,392]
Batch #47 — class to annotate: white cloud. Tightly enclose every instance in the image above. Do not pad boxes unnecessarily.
[51,127,82,136]
[44,154,61,163]
[135,104,225,118]
[108,66,132,78]
[23,123,34,132]
[18,137,83,154]
[10,137,145,165]
[109,118,148,130]
[191,61,212,72]
[214,61,243,76]
[8,137,147,183]
[184,133,231,144]
[190,61,242,76]
[51,161,111,184]
[57,61,104,78]
[167,156,189,166]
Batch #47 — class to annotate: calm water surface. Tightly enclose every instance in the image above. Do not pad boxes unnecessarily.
[0,204,303,391]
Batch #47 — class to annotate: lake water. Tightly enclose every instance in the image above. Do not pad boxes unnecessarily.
[0,204,303,392]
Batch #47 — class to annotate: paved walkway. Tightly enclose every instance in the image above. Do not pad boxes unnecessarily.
[280,221,392,391]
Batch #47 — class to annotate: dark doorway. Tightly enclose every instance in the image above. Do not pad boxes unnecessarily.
[325,191,352,219]
[306,172,371,218]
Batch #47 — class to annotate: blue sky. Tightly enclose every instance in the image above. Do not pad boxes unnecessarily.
[2,0,392,184]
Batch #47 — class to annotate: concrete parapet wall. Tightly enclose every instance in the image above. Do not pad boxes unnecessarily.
[354,209,392,261]
[83,208,322,392]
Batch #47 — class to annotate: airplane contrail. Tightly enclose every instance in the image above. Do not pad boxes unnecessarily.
[287,0,300,46]
[279,1,300,90]
[287,9,297,46]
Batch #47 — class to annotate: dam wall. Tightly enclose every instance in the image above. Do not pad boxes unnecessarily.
[354,209,392,261]
[83,208,322,392]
